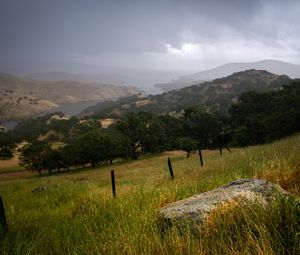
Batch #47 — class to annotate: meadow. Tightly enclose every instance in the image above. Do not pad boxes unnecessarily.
[0,155,24,174]
[0,135,299,254]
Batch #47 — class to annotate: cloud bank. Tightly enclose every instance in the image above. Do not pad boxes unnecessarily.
[1,0,300,73]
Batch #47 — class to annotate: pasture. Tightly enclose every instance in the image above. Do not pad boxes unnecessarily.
[0,135,299,254]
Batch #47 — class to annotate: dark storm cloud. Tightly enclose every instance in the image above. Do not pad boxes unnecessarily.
[0,0,299,72]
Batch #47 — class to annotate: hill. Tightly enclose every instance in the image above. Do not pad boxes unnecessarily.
[24,68,186,95]
[81,69,291,116]
[0,74,141,121]
[155,59,300,92]
[24,72,95,83]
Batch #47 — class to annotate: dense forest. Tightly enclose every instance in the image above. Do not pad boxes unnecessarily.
[0,80,299,176]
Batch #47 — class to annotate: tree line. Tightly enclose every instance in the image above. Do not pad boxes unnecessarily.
[18,110,223,176]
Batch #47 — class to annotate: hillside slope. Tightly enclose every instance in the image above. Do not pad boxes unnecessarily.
[0,74,141,120]
[82,69,291,116]
[156,59,300,92]
[0,134,299,254]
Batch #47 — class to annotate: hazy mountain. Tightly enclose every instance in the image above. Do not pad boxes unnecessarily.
[82,69,291,117]
[24,68,186,95]
[24,71,139,86]
[155,60,300,92]
[24,72,94,83]
[0,74,141,121]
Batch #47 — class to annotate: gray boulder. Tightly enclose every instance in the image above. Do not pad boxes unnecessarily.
[160,179,289,225]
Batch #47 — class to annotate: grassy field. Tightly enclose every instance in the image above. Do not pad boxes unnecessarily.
[0,156,25,174]
[0,135,299,254]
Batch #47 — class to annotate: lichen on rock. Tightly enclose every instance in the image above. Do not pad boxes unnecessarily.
[160,179,289,226]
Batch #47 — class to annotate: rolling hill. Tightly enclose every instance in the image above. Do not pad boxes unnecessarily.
[0,74,141,121]
[81,69,291,117]
[24,68,186,95]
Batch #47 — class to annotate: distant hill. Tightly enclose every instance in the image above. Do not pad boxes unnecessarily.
[24,69,186,95]
[155,60,300,92]
[81,69,291,117]
[0,74,141,121]
[24,72,94,83]
[24,71,135,85]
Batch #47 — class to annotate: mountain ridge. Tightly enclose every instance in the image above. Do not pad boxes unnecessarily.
[23,68,187,95]
[82,69,291,117]
[155,60,300,92]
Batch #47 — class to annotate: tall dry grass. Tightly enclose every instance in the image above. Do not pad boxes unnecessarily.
[0,135,299,254]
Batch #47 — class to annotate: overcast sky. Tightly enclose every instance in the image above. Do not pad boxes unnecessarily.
[1,0,300,73]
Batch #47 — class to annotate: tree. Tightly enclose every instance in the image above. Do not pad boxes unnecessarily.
[99,129,131,163]
[184,108,222,149]
[42,147,59,175]
[143,117,169,153]
[70,119,102,137]
[229,82,300,145]
[19,142,50,177]
[69,130,121,169]
[158,115,187,150]
[0,147,13,160]
[176,137,198,157]
[59,144,77,171]
[47,116,78,137]
[116,113,148,159]
[72,133,100,169]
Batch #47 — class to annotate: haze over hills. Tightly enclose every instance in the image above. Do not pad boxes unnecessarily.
[82,69,291,117]
[14,60,300,95]
[23,67,186,95]
[155,60,300,92]
[1,61,296,122]
[0,74,141,121]
[24,72,96,83]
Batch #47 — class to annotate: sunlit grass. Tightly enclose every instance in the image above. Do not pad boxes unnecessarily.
[0,135,299,254]
[0,156,24,174]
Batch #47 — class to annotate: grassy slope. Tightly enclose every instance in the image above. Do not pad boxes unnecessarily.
[0,156,24,174]
[0,135,299,254]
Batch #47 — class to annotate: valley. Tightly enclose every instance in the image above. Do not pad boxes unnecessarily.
[0,74,141,121]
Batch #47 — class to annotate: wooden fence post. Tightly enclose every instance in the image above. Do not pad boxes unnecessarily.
[0,196,7,232]
[198,149,204,166]
[167,157,174,180]
[111,170,116,198]
[219,145,222,156]
[224,144,231,153]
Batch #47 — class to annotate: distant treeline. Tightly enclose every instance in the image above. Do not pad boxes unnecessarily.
[0,81,299,175]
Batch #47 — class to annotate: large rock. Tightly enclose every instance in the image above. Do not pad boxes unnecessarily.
[160,179,289,225]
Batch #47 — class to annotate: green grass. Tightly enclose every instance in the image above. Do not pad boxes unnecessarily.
[0,135,299,254]
[0,162,24,174]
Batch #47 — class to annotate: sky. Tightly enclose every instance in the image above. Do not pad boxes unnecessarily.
[1,0,300,74]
